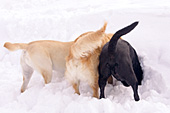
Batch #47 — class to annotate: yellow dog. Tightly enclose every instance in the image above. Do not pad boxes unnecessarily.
[65,22,112,98]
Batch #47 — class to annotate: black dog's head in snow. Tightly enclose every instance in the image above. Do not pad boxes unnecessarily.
[98,22,143,101]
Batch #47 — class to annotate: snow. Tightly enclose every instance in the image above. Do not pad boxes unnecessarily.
[0,0,170,113]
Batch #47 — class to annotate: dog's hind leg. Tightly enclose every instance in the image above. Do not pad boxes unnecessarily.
[98,73,111,99]
[131,82,140,101]
[89,75,99,98]
[98,64,112,99]
[133,61,143,85]
[41,69,52,84]
[90,84,99,98]
[126,70,140,101]
[98,77,107,99]
[131,49,143,85]
[28,50,53,84]
[128,75,140,101]
[65,68,80,95]
[20,55,34,93]
[72,81,80,95]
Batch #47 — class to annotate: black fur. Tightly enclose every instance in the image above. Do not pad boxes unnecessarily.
[98,22,143,101]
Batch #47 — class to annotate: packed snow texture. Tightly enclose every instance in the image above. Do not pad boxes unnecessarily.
[0,0,170,113]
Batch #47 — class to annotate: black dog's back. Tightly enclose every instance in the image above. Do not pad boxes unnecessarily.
[100,39,143,85]
[98,21,143,101]
[116,39,143,85]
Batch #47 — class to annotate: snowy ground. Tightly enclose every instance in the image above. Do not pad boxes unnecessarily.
[0,0,170,113]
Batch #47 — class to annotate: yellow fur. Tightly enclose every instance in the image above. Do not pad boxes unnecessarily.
[4,42,28,51]
[4,40,74,92]
[65,23,111,98]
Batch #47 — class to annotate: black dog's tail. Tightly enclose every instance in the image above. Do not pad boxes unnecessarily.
[108,21,139,55]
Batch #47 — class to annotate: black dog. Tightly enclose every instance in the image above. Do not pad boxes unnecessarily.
[98,22,143,101]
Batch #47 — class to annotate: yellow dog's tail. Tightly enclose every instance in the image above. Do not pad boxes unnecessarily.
[71,22,107,59]
[4,42,28,51]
